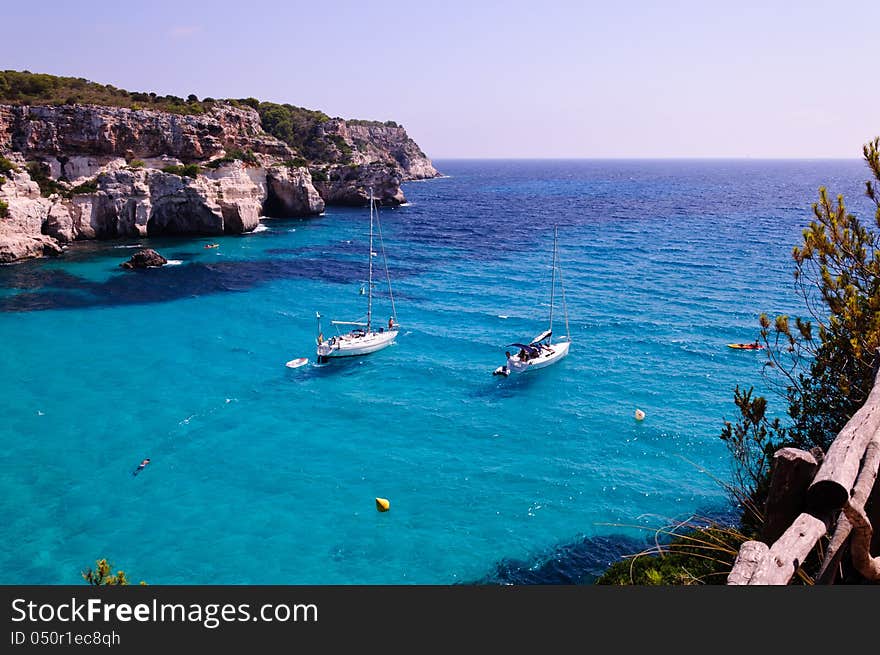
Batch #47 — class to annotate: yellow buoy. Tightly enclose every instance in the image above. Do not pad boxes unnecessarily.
[375,497,390,512]
[635,409,646,421]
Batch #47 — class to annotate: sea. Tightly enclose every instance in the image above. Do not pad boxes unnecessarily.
[0,159,872,584]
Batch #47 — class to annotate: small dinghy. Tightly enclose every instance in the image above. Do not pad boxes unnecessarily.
[285,357,309,369]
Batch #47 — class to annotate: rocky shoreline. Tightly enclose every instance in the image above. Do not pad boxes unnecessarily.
[0,102,438,264]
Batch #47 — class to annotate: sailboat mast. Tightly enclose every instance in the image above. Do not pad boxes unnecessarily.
[367,188,374,332]
[549,225,557,336]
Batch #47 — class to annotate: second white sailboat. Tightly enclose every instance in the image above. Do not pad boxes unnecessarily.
[494,225,571,376]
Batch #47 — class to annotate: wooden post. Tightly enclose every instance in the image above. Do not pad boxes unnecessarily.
[816,439,880,583]
[843,502,880,580]
[727,541,769,585]
[747,513,828,585]
[815,516,851,584]
[763,448,819,545]
[842,440,880,581]
[807,369,880,514]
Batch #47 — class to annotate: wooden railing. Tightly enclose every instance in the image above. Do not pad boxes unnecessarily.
[727,369,880,584]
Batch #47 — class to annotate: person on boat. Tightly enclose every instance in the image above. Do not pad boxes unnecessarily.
[388,317,395,330]
[317,332,324,346]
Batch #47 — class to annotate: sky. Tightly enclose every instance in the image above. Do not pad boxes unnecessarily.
[1,0,878,158]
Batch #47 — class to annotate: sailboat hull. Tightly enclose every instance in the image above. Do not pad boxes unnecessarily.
[505,340,570,374]
[317,329,398,359]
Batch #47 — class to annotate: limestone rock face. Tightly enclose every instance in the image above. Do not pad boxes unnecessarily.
[204,162,267,234]
[44,202,75,243]
[345,123,440,180]
[47,155,128,185]
[0,232,62,263]
[146,173,224,236]
[1,103,294,163]
[0,160,62,262]
[313,162,406,206]
[0,96,438,262]
[264,166,325,217]
[120,248,167,269]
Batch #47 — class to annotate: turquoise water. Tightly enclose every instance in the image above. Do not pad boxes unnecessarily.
[0,159,872,584]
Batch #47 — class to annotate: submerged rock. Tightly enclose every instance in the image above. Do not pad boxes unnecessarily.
[120,248,167,269]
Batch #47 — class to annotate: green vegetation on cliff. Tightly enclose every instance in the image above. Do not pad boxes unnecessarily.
[0,71,374,165]
[0,70,212,115]
[596,524,745,585]
[348,118,401,128]
[0,154,17,176]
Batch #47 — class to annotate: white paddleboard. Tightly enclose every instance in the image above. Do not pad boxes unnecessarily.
[285,357,309,369]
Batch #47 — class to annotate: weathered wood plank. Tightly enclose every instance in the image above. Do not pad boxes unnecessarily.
[807,368,880,514]
[815,515,850,584]
[727,540,769,585]
[763,448,819,544]
[816,440,879,583]
[842,439,880,581]
[843,502,880,581]
[748,513,827,585]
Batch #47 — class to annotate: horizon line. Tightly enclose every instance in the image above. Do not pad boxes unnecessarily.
[428,156,864,161]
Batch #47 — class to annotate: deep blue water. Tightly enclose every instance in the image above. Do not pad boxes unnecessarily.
[0,159,872,584]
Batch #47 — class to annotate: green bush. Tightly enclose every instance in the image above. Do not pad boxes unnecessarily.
[205,148,257,168]
[0,155,17,176]
[161,164,200,178]
[26,161,67,197]
[286,157,309,169]
[70,178,98,195]
[0,199,8,218]
[595,525,745,585]
[310,168,328,183]
[0,70,214,116]
[128,159,145,169]
[228,148,257,165]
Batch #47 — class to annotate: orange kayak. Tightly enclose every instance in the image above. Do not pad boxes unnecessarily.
[728,343,764,350]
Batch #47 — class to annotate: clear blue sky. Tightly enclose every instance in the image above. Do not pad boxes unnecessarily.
[1,0,877,158]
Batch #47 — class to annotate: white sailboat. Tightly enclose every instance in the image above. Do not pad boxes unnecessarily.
[493,225,571,376]
[316,188,399,363]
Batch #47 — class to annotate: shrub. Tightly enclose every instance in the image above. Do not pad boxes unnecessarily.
[26,161,67,197]
[70,178,98,195]
[204,157,232,169]
[285,156,309,169]
[310,168,328,183]
[595,522,746,585]
[161,163,200,178]
[0,70,214,116]
[0,199,8,218]
[205,148,257,168]
[0,155,16,176]
[228,148,257,165]
[128,159,145,169]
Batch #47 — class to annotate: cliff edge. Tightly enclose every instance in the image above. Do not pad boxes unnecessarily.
[0,70,439,263]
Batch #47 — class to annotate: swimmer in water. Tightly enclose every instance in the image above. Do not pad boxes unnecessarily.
[133,458,151,476]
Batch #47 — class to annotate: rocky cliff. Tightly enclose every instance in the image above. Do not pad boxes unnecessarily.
[0,98,438,263]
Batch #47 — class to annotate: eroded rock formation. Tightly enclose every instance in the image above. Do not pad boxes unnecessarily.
[0,99,438,263]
